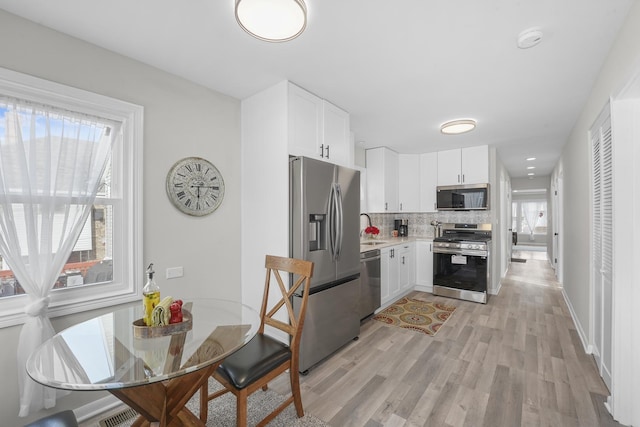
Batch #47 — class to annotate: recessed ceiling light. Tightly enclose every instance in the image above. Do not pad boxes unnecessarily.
[517,28,543,49]
[527,166,536,170]
[440,119,477,135]
[528,173,535,176]
[526,157,536,161]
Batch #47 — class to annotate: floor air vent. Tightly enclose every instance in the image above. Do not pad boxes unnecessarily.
[98,408,138,427]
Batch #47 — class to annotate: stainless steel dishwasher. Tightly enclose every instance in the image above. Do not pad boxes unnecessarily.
[359,249,381,320]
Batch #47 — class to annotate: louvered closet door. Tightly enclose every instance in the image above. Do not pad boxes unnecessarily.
[591,105,613,389]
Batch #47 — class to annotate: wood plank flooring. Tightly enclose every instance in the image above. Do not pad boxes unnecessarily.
[271,251,624,427]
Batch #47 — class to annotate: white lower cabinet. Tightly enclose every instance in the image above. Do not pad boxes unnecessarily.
[380,242,415,308]
[415,240,434,292]
[380,246,397,306]
[398,243,414,295]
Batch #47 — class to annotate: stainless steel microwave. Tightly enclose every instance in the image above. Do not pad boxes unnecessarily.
[436,183,489,210]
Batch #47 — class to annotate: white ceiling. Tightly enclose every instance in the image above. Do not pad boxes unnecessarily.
[0,0,634,178]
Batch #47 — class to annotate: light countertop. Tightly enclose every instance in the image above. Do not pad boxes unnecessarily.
[359,236,433,253]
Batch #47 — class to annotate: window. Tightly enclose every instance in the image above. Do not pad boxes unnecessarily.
[0,67,143,328]
[512,199,547,235]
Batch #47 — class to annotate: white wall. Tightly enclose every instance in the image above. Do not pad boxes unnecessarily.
[555,1,640,424]
[0,10,241,426]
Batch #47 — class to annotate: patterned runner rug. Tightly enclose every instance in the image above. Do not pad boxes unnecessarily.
[373,297,456,336]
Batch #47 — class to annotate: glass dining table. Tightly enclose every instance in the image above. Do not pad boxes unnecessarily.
[26,299,260,427]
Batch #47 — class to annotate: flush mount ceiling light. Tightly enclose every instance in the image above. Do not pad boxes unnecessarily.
[235,0,307,42]
[517,27,543,49]
[440,119,477,135]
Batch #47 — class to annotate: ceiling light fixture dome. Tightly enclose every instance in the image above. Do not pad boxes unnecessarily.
[440,119,477,135]
[235,0,307,42]
[517,27,543,49]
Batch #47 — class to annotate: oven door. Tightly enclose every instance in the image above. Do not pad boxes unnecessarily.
[433,249,488,293]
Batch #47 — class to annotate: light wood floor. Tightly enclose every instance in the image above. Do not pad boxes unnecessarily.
[272,251,624,427]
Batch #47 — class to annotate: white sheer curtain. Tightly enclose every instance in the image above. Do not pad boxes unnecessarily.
[0,98,118,416]
[522,202,540,241]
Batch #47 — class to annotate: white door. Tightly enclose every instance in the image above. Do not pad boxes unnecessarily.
[590,104,613,389]
[500,172,511,278]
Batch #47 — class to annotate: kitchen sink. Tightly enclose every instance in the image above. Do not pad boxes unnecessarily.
[361,241,387,246]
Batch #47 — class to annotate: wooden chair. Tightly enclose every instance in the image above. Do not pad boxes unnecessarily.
[199,255,314,427]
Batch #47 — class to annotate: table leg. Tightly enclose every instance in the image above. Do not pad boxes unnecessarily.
[109,363,218,427]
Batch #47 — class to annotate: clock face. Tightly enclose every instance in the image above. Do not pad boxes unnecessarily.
[166,157,225,216]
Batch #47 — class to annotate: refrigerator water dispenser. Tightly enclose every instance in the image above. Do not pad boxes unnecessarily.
[308,214,326,251]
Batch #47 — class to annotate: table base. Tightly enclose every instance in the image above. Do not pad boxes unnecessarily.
[109,363,218,427]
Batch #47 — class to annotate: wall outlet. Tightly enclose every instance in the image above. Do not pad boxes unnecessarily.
[166,267,183,279]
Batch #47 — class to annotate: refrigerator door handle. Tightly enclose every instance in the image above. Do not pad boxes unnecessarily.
[335,183,344,260]
[328,183,337,260]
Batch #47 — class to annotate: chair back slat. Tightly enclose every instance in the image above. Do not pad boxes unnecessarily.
[260,255,313,341]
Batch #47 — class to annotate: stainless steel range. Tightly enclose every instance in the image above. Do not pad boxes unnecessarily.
[432,223,491,304]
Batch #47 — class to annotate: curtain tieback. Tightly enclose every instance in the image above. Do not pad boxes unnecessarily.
[25,296,51,317]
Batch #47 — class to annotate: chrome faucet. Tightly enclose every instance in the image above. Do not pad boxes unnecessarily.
[360,213,372,227]
[360,213,372,237]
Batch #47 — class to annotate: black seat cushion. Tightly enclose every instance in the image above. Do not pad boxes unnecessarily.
[217,334,291,389]
[24,410,78,427]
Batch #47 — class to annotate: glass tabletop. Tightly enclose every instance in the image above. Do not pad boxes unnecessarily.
[26,299,260,390]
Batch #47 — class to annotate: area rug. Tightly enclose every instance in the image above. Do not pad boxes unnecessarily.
[372,297,456,336]
[104,378,330,427]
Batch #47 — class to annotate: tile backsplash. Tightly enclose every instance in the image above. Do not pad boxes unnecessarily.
[368,211,492,238]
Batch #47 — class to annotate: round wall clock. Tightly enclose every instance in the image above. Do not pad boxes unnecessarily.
[166,157,225,216]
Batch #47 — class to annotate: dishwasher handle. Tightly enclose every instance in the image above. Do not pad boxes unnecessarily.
[360,249,381,261]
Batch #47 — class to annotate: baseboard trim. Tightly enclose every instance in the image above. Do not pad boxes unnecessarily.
[560,287,590,354]
[74,395,122,423]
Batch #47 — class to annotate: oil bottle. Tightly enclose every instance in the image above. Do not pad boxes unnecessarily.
[142,263,160,326]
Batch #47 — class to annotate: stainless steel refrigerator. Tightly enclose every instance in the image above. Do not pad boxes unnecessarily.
[290,156,361,373]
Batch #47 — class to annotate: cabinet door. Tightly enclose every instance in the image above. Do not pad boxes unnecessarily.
[415,240,433,291]
[388,247,400,300]
[398,154,420,212]
[437,148,462,185]
[419,152,438,212]
[365,147,399,213]
[461,145,489,184]
[398,243,414,294]
[288,84,322,159]
[380,247,391,304]
[322,100,351,166]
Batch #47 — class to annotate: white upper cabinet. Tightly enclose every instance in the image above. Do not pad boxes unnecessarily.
[461,145,489,184]
[398,154,420,212]
[419,152,438,212]
[288,83,323,159]
[437,145,489,186]
[366,147,398,212]
[288,83,352,166]
[321,100,352,166]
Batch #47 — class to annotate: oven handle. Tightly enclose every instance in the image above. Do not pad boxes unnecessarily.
[433,248,487,257]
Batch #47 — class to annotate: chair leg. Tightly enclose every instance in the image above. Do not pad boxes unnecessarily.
[290,369,304,417]
[236,389,248,427]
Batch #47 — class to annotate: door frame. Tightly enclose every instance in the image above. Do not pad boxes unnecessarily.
[606,64,640,425]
